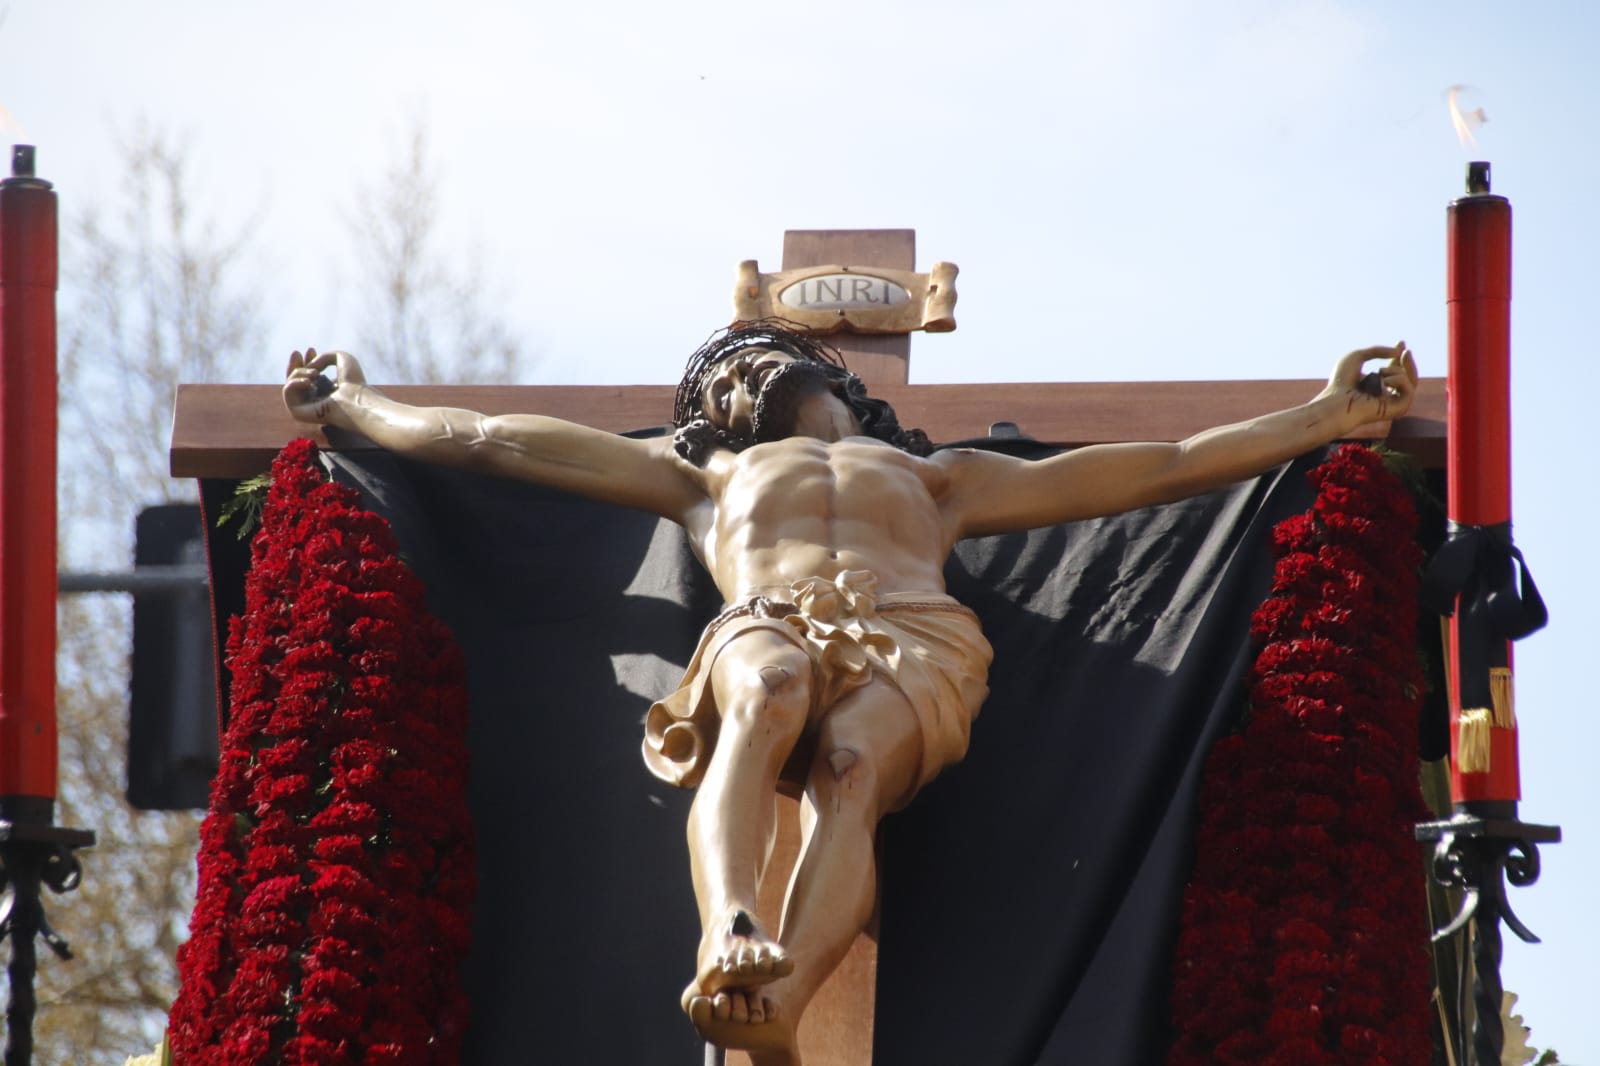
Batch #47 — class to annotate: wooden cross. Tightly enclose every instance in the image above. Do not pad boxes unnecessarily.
[170,231,1444,480]
[171,230,1444,1066]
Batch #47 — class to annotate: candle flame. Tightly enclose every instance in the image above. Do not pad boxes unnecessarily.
[0,103,28,141]
[1447,85,1487,147]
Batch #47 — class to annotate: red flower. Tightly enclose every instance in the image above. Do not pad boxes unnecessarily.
[1168,446,1431,1063]
[172,438,475,1065]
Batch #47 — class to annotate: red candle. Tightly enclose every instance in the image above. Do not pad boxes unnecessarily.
[0,145,60,812]
[1445,161,1520,805]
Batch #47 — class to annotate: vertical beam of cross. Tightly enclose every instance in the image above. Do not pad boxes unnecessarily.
[725,231,914,1066]
[781,229,914,387]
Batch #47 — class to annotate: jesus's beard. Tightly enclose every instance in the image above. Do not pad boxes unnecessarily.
[749,359,842,443]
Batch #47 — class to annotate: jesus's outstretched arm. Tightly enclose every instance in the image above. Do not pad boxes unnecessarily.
[284,348,707,523]
[937,343,1418,539]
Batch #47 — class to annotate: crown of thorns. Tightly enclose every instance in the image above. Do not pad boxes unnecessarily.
[673,321,847,428]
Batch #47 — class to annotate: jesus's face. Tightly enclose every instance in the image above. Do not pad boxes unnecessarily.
[695,344,862,445]
[699,348,798,436]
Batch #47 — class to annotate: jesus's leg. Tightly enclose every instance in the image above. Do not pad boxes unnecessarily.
[747,679,922,1061]
[682,630,810,1015]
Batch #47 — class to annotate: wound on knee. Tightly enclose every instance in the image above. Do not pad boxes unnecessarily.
[757,665,792,693]
[827,747,858,781]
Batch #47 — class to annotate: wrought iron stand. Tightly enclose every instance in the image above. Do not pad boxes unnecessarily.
[1416,802,1559,1066]
[0,803,92,1066]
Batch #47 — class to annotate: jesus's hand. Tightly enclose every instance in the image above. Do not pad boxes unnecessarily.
[1317,343,1418,430]
[284,348,366,425]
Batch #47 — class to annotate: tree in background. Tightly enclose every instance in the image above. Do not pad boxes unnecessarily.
[47,125,261,1064]
[346,119,524,385]
[44,119,529,1064]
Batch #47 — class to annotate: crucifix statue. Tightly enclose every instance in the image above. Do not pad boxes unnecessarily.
[281,263,1416,1063]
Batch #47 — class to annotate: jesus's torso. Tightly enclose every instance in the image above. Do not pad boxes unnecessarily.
[691,436,956,603]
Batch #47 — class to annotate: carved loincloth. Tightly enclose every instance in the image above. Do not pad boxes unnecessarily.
[641,570,992,806]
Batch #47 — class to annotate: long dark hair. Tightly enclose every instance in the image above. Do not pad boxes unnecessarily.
[672,321,930,467]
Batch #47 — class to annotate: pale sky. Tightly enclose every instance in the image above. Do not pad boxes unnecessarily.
[5,1,1597,1060]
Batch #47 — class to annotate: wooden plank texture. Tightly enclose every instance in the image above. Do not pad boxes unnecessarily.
[171,378,1446,479]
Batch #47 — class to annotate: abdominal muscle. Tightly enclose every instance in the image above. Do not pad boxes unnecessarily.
[698,437,953,602]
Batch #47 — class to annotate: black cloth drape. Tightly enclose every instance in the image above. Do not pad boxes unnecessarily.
[202,439,1322,1066]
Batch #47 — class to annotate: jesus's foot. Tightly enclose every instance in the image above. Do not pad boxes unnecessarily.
[691,908,793,998]
[684,988,797,1063]
[687,987,780,1029]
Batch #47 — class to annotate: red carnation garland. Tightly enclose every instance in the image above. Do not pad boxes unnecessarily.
[1169,446,1432,1066]
[171,438,476,1065]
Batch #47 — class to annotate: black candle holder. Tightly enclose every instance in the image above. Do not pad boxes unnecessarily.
[1416,802,1559,1066]
[0,802,93,1066]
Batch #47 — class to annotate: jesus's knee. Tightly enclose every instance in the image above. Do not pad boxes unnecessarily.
[810,743,882,821]
[810,697,921,822]
[718,646,812,738]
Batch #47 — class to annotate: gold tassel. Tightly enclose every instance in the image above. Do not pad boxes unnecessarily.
[1489,667,1516,730]
[1457,708,1494,774]
[1438,618,1456,710]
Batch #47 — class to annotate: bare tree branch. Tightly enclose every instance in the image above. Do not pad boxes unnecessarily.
[41,123,261,1065]
[347,117,528,385]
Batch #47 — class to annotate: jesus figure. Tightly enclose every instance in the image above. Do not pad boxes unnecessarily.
[283,323,1416,1064]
